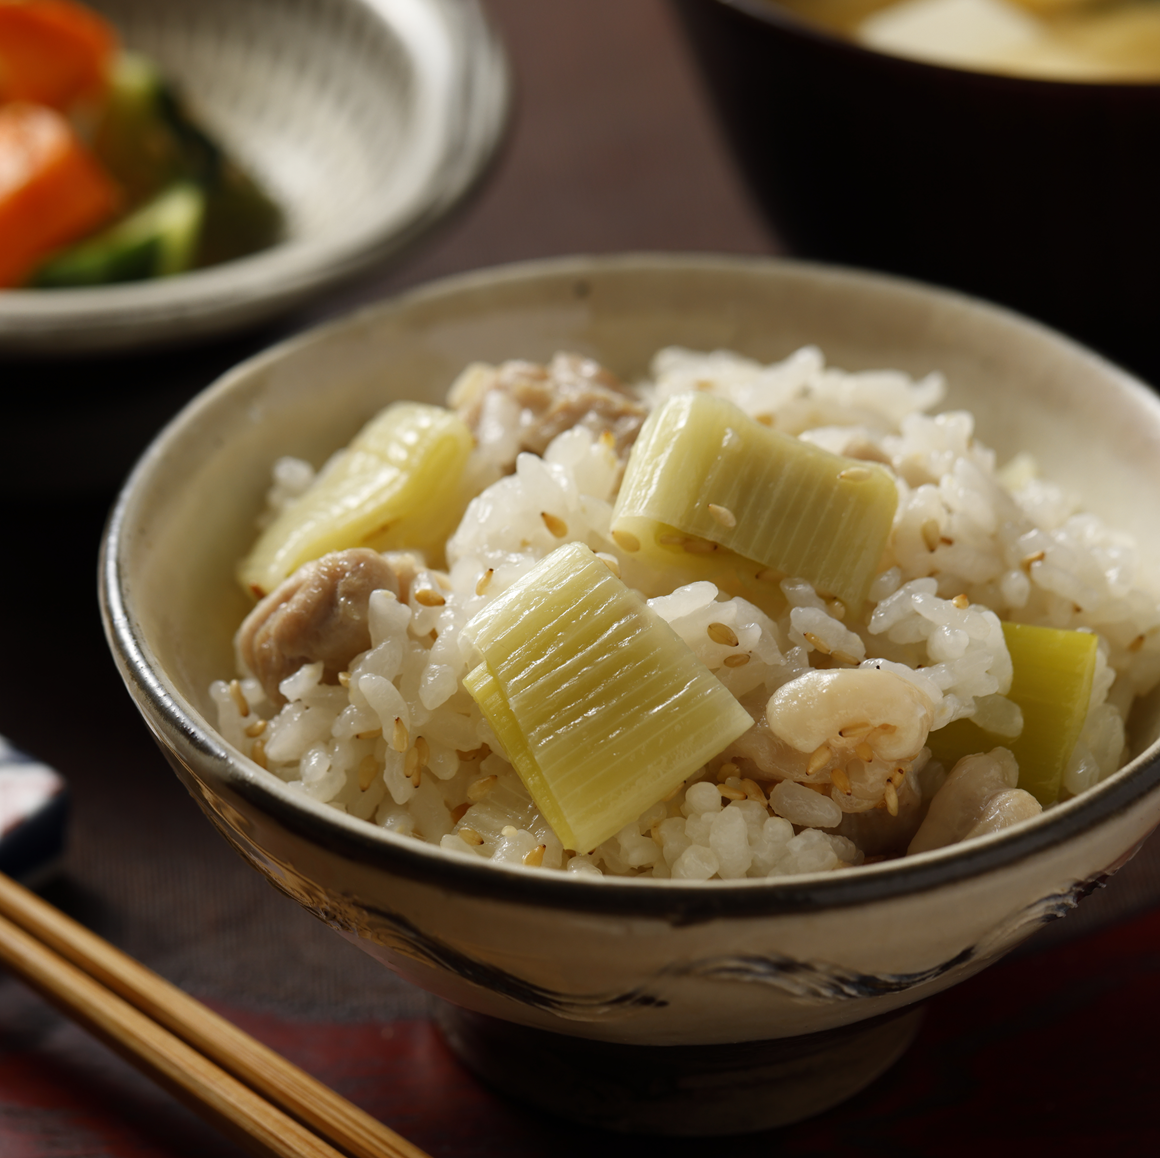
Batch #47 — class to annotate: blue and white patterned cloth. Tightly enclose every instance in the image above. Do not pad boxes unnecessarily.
[0,734,68,879]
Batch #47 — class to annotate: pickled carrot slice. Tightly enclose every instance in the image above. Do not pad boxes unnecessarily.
[0,0,118,108]
[0,102,120,287]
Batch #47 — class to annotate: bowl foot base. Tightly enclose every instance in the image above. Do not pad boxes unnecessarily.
[434,1001,923,1135]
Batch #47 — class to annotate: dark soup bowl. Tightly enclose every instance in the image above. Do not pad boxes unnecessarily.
[671,0,1160,383]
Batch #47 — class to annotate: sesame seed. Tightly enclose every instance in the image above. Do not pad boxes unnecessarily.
[754,414,774,427]
[839,467,871,482]
[831,764,852,794]
[415,736,430,767]
[523,845,547,867]
[855,741,874,762]
[740,778,767,805]
[612,529,640,553]
[475,568,494,596]
[250,738,267,769]
[921,520,941,552]
[415,589,445,607]
[458,827,484,847]
[707,503,736,528]
[884,781,899,817]
[719,785,746,801]
[826,599,847,620]
[450,802,471,824]
[337,671,351,688]
[832,651,860,666]
[244,718,267,738]
[658,532,685,546]
[356,727,382,741]
[707,622,739,647]
[803,631,832,655]
[392,718,408,752]
[723,653,750,668]
[455,743,490,762]
[541,511,568,538]
[756,568,782,583]
[661,780,687,802]
[683,537,717,555]
[1129,634,1146,653]
[595,551,621,577]
[228,679,249,718]
[358,755,378,790]
[808,744,832,775]
[467,775,497,802]
[599,430,616,448]
[404,746,420,777]
[839,722,872,739]
[952,594,970,609]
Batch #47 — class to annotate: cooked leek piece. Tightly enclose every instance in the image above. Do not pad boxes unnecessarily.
[611,392,898,613]
[462,543,754,853]
[926,621,1098,806]
[239,402,473,598]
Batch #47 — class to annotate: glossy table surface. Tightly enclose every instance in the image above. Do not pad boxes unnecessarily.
[3,2,1160,1154]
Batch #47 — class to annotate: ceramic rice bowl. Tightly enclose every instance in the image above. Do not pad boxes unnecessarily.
[100,255,1160,1134]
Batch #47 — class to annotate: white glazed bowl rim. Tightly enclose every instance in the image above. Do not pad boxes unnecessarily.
[99,252,1160,920]
[0,0,511,355]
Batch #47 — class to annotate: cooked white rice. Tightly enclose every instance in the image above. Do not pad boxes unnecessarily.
[211,346,1160,878]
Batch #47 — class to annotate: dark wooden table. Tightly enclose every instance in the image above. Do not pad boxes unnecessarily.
[3,2,1160,1154]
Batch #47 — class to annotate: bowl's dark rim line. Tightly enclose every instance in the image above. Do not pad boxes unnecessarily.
[100,251,1160,923]
[710,0,1160,92]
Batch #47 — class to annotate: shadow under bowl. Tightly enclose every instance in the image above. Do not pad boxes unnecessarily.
[671,0,1160,383]
[100,254,1160,1132]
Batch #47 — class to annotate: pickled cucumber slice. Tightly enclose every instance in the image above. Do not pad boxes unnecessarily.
[926,621,1098,806]
[239,403,473,598]
[93,52,283,264]
[462,543,754,852]
[611,392,898,613]
[32,182,205,286]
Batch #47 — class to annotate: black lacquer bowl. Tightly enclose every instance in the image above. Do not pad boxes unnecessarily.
[671,0,1160,383]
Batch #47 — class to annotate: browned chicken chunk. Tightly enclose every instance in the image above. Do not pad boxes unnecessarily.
[450,352,647,467]
[237,548,402,704]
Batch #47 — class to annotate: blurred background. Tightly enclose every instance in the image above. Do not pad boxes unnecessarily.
[2,1,1159,1154]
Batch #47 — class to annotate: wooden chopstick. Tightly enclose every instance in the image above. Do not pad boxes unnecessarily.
[0,872,431,1158]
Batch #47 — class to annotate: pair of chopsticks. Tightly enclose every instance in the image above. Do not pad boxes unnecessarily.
[0,871,431,1158]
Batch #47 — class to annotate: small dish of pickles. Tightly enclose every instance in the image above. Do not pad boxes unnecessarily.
[0,2,281,290]
[0,0,509,354]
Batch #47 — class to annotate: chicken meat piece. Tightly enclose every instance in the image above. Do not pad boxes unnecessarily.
[449,352,647,467]
[237,548,403,704]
